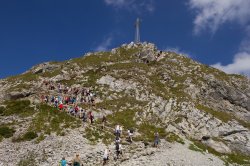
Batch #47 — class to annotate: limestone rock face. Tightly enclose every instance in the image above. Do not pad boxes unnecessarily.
[203,139,231,154]
[31,62,60,74]
[7,90,32,100]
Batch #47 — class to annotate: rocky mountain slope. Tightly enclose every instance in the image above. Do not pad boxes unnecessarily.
[0,42,249,166]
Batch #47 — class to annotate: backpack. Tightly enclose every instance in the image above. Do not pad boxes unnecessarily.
[115,143,119,151]
[130,129,134,133]
[73,161,80,166]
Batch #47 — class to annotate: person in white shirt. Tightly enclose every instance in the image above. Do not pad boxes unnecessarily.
[103,147,109,165]
[115,125,120,137]
[128,129,133,143]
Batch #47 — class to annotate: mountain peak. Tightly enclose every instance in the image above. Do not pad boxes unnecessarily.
[0,43,249,165]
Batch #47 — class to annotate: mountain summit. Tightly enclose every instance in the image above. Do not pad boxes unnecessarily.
[0,42,249,165]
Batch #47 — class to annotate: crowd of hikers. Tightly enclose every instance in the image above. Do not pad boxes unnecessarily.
[40,80,161,166]
[41,80,96,105]
[40,80,96,124]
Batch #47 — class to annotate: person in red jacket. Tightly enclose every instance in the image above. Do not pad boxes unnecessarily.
[59,103,64,110]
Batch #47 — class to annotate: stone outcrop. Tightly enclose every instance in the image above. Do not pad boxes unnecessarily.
[6,90,33,100]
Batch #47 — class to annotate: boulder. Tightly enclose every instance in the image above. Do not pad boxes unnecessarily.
[6,90,32,100]
[203,139,231,154]
[31,62,60,74]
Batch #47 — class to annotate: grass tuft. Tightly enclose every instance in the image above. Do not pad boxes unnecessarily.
[0,126,15,138]
[3,100,35,117]
[12,131,38,142]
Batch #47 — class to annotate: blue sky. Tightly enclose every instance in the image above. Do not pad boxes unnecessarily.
[1,0,250,78]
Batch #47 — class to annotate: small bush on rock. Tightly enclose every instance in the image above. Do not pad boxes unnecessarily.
[12,131,38,142]
[23,131,38,141]
[0,106,5,114]
[0,126,15,138]
[3,100,34,117]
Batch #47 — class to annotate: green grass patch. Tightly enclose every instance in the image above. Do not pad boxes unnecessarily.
[137,122,167,142]
[0,106,4,114]
[234,118,250,130]
[2,100,35,117]
[149,75,170,100]
[197,104,250,129]
[40,69,61,78]
[174,116,184,124]
[12,131,38,142]
[29,104,81,135]
[196,104,233,123]
[23,131,38,140]
[72,47,139,69]
[72,52,111,67]
[96,96,146,111]
[107,109,137,130]
[35,134,46,144]
[189,143,204,153]
[82,69,103,87]
[166,132,185,144]
[84,127,113,145]
[11,83,31,91]
[226,153,250,165]
[192,140,250,165]
[0,126,15,138]
[107,62,149,72]
[7,72,38,82]
[57,78,78,86]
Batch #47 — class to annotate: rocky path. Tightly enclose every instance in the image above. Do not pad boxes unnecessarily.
[119,140,226,166]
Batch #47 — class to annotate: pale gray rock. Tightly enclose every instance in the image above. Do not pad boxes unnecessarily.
[6,90,32,100]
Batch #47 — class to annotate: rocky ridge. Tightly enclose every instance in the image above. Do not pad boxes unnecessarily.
[0,42,250,166]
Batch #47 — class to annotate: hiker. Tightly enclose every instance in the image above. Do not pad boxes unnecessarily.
[115,142,122,159]
[74,106,79,116]
[50,96,55,103]
[120,126,123,137]
[59,103,64,110]
[127,129,133,143]
[89,111,94,124]
[90,92,95,105]
[154,132,159,147]
[70,107,75,116]
[115,125,120,137]
[45,95,49,103]
[79,108,83,118]
[82,110,87,122]
[41,95,45,102]
[72,154,82,166]
[102,115,107,129]
[103,147,109,165]
[115,135,121,143]
[59,157,67,166]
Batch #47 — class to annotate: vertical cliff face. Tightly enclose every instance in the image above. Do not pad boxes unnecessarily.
[0,42,249,165]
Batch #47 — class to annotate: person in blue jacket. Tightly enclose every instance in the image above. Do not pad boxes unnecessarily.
[59,157,67,166]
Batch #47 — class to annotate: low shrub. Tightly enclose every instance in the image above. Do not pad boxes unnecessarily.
[0,126,15,138]
[12,131,38,142]
[23,131,38,141]
[166,132,185,144]
[0,106,4,114]
[3,100,34,117]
